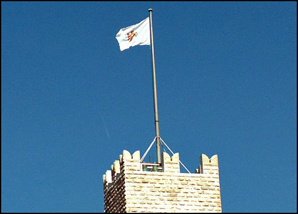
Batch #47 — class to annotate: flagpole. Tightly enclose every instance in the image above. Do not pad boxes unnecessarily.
[148,8,161,164]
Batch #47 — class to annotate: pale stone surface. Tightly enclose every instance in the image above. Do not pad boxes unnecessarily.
[103,150,222,213]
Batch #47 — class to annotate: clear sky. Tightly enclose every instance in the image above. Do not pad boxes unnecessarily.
[1,1,297,213]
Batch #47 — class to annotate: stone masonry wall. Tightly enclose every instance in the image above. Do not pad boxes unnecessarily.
[103,150,222,213]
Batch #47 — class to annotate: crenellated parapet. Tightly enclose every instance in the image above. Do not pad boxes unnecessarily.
[162,152,180,173]
[196,154,219,176]
[103,150,222,213]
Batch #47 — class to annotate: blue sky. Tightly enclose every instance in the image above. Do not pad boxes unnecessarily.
[1,1,297,213]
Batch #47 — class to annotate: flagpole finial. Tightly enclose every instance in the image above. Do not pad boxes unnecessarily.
[148,8,153,12]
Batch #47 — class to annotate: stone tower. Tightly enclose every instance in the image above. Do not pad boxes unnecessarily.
[103,150,222,213]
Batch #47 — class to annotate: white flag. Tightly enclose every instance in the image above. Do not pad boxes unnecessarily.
[116,17,150,51]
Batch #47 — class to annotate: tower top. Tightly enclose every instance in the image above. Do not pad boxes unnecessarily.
[103,149,222,213]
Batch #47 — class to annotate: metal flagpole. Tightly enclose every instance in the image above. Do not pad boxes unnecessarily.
[148,8,161,164]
